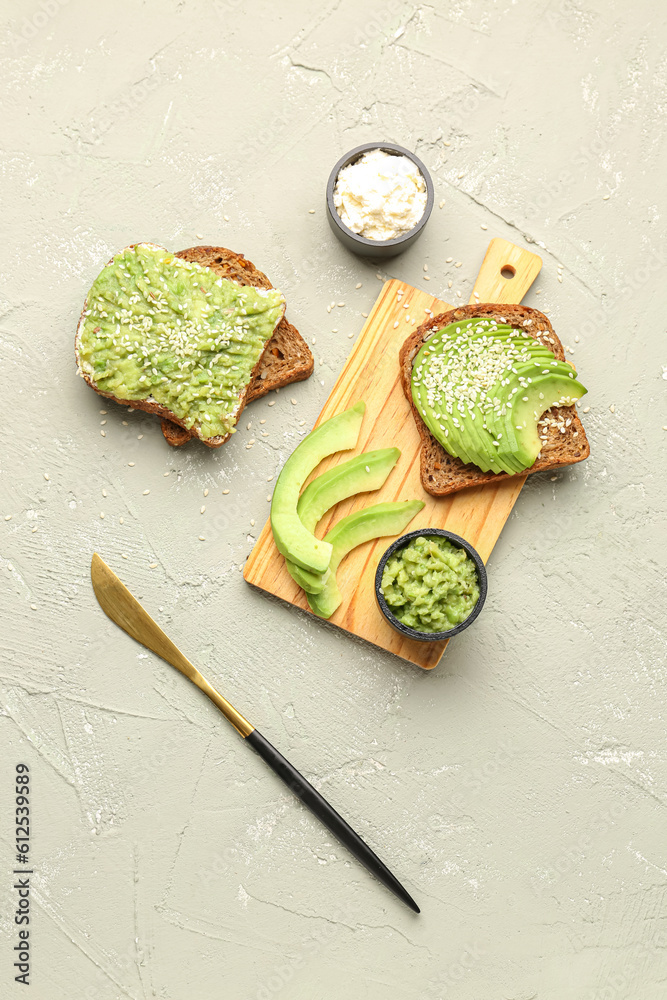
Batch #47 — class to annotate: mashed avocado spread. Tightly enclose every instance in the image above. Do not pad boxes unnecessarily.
[381,535,480,632]
[78,244,285,439]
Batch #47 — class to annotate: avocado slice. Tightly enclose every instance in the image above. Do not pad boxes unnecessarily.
[285,447,401,593]
[485,358,579,456]
[306,500,425,619]
[271,402,365,573]
[498,373,587,468]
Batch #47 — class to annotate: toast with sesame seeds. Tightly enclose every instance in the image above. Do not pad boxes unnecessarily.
[75,244,313,449]
[399,303,590,497]
[159,246,313,446]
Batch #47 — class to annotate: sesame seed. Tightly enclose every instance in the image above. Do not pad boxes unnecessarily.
[100,430,106,437]
[246,422,252,430]
[446,257,453,263]
[250,519,255,527]
[376,273,382,280]
[393,321,399,329]
[260,419,266,424]
[129,462,135,467]
[348,331,355,338]
[574,335,580,343]
[137,434,143,440]
[439,200,445,209]
[362,312,368,317]
[308,208,315,214]
[5,514,11,521]
[355,282,362,289]
[609,404,615,413]
[268,400,276,406]
[100,512,105,519]
[267,495,271,501]
[30,604,37,611]
[480,224,488,230]
[365,465,370,473]
[455,262,462,268]
[457,172,465,179]
[448,280,453,289]
[338,302,345,307]
[319,359,324,365]
[224,215,229,221]
[122,554,127,559]
[163,471,169,476]
[311,337,316,345]
[149,562,157,569]
[423,264,428,272]
[223,489,230,495]
[550,476,557,481]
[423,275,430,281]
[332,329,338,333]
[100,410,107,414]
[267,475,273,481]
[204,488,209,497]
[199,536,205,541]
[143,490,150,495]
[100,419,107,425]
[196,233,203,239]
[119,517,124,524]
[603,194,610,200]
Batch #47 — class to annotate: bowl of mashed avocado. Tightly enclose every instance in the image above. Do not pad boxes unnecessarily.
[375,529,487,641]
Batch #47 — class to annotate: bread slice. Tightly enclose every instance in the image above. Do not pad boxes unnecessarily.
[75,243,313,449]
[399,303,590,497]
[160,246,314,446]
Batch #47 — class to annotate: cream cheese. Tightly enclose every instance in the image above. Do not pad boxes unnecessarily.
[333,148,427,241]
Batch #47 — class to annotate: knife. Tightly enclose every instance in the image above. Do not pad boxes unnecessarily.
[90,553,419,913]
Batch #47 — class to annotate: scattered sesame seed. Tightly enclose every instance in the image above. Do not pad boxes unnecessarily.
[423,275,430,281]
[609,404,615,413]
[267,495,271,501]
[224,215,229,221]
[143,490,150,495]
[365,465,370,473]
[444,141,450,146]
[338,302,345,307]
[480,224,488,230]
[260,419,266,424]
[557,276,563,283]
[198,536,205,542]
[100,512,105,519]
[122,554,127,559]
[376,273,382,280]
[446,257,453,263]
[663,426,667,431]
[448,280,453,289]
[361,312,368,317]
[163,471,169,476]
[603,194,610,200]
[100,409,107,414]
[137,434,143,440]
[456,291,462,298]
[355,282,362,289]
[149,562,157,569]
[423,264,428,272]
[311,337,316,345]
[100,430,106,437]
[246,422,252,430]
[122,420,128,426]
[327,306,331,313]
[204,488,209,497]
[223,489,230,495]
[535,290,542,295]
[308,208,315,214]
[128,462,135,467]
[550,476,557,481]
[332,329,338,333]
[348,332,354,338]
[457,172,465,179]
[455,262,462,268]
[196,233,203,240]
[250,519,255,527]
[119,517,124,524]
[267,475,273,481]
[439,200,445,209]
[246,443,253,449]
[393,321,399,329]
[268,400,276,406]
[100,419,107,425]
[574,335,579,343]
[5,514,11,521]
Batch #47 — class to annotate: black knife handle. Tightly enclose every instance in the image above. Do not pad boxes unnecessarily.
[245,728,419,913]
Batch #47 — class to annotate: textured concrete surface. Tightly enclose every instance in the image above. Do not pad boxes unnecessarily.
[1,2,667,997]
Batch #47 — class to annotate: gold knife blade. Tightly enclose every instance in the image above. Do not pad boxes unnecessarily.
[90,553,253,737]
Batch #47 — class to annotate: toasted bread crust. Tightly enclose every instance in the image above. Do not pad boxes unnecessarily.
[399,303,590,496]
[75,243,313,448]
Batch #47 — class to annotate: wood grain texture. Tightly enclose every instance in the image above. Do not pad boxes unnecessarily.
[244,239,542,669]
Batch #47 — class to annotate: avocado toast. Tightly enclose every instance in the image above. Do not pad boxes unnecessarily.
[75,243,313,448]
[399,303,590,496]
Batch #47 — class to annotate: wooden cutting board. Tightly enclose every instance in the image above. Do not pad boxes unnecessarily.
[244,238,543,669]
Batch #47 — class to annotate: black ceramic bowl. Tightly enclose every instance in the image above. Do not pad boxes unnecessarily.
[326,142,434,258]
[375,528,488,642]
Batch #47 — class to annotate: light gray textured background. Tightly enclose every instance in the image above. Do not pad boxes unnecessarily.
[1,2,666,998]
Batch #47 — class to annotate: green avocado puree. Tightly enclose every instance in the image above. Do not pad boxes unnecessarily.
[381,535,480,632]
[78,244,285,439]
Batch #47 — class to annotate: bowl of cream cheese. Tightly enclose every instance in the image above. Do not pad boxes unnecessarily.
[326,142,434,257]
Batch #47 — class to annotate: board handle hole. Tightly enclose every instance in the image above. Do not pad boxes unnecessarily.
[500,265,516,279]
